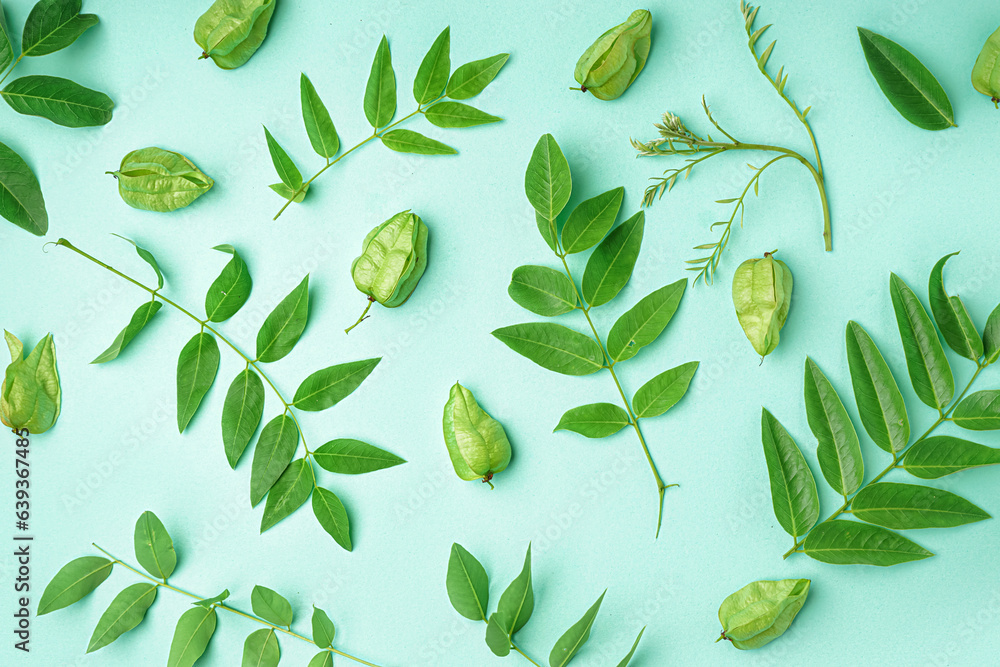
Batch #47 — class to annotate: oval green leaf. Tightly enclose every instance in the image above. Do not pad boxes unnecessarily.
[633,361,699,419]
[364,35,396,128]
[889,273,953,409]
[38,556,113,615]
[951,390,1000,430]
[424,101,500,128]
[983,303,1000,365]
[260,458,312,532]
[581,211,644,307]
[312,486,352,551]
[293,358,380,411]
[902,435,1000,479]
[0,140,47,235]
[176,332,220,433]
[300,73,339,159]
[380,128,456,155]
[508,265,577,317]
[2,75,113,127]
[524,134,571,223]
[845,321,909,453]
[607,279,686,363]
[928,253,983,361]
[241,628,279,667]
[561,186,624,254]
[311,606,336,648]
[250,414,298,506]
[446,53,509,100]
[262,126,302,190]
[21,0,98,57]
[492,322,604,376]
[446,543,489,621]
[87,583,157,653]
[802,519,933,566]
[134,510,176,579]
[803,357,864,497]
[536,211,557,252]
[496,544,534,635]
[221,368,265,469]
[0,3,13,72]
[555,403,629,438]
[167,605,217,667]
[760,408,819,540]
[851,482,990,529]
[307,651,333,667]
[91,301,161,364]
[312,439,406,475]
[250,585,292,627]
[485,613,511,656]
[413,26,450,104]
[205,245,252,323]
[549,590,605,667]
[256,275,309,363]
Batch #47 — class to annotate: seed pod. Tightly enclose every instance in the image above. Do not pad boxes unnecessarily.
[972,25,1000,108]
[732,251,793,358]
[443,382,511,488]
[108,147,214,212]
[717,579,810,650]
[573,9,652,100]
[194,0,277,70]
[1,331,60,434]
[346,210,429,333]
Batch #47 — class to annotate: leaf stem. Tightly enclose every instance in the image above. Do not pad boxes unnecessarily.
[90,543,383,667]
[0,54,22,87]
[478,619,542,666]
[345,298,375,334]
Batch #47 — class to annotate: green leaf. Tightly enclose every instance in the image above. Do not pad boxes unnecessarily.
[194,589,229,608]
[176,332,220,433]
[760,409,819,540]
[548,590,605,667]
[312,439,406,475]
[983,303,1000,365]
[364,35,396,128]
[555,403,629,438]
[606,279,686,363]
[293,358,380,411]
[250,414,298,506]
[260,458,312,532]
[413,26,450,104]
[929,253,983,361]
[446,543,489,621]
[221,369,265,469]
[581,211,644,307]
[0,140,47,235]
[803,357,864,497]
[311,606,336,648]
[21,0,98,56]
[535,211,557,252]
[262,126,302,190]
[38,557,112,615]
[0,1,12,72]
[380,128,456,155]
[951,390,1000,430]
[845,321,909,453]
[307,651,333,667]
[110,234,164,288]
[167,605,217,667]
[312,487,352,551]
[255,275,309,363]
[857,27,955,130]
[485,614,511,656]
[91,301,162,364]
[524,134,571,222]
[87,583,157,653]
[300,73,339,159]
[205,245,252,323]
[269,182,307,203]
[424,101,500,128]
[496,544,534,635]
[851,482,990,529]
[133,510,176,579]
[802,519,933,566]
[902,435,1000,478]
[250,585,293,627]
[2,75,113,127]
[241,628,279,667]
[492,323,604,376]
[889,273,954,409]
[632,361,699,419]
[446,53,509,99]
[561,186,624,254]
[507,265,577,317]
[615,627,645,667]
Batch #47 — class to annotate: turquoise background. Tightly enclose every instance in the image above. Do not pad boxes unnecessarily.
[3,0,1000,664]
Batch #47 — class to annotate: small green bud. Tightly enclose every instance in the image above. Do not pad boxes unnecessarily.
[573,9,652,101]
[972,25,1000,108]
[718,578,810,650]
[443,382,512,488]
[1,331,61,434]
[732,251,793,358]
[194,0,277,70]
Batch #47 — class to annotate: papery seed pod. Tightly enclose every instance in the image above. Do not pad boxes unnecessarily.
[1,331,60,434]
[573,9,652,101]
[717,579,810,650]
[972,25,1000,108]
[732,251,793,358]
[443,382,511,488]
[194,0,277,70]
[346,210,429,333]
[108,147,214,212]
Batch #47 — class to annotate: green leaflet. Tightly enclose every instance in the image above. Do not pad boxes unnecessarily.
[241,628,280,667]
[760,408,819,540]
[364,35,396,128]
[250,414,298,506]
[0,139,48,235]
[250,585,293,626]
[312,439,405,475]
[535,211,558,252]
[561,186,624,254]
[616,627,645,665]
[312,486,351,551]
[446,543,489,621]
[507,265,577,317]
[205,245,252,322]
[485,614,511,656]
[134,510,176,579]
[260,457,312,532]
[2,75,113,127]
[292,358,380,411]
[300,73,339,158]
[269,181,307,202]
[167,605,217,667]
[717,579,809,650]
[555,402,630,438]
[195,589,229,608]
[951,390,1000,430]
[87,583,157,653]
[424,101,500,128]
[889,273,953,409]
[548,591,605,667]
[221,368,265,468]
[632,361,698,419]
[902,436,1000,478]
[983,302,1000,365]
[110,147,214,212]
[492,322,604,376]
[446,53,509,100]
[263,126,302,190]
[928,253,983,361]
[112,234,165,288]
[311,606,336,648]
[606,279,686,363]
[307,651,333,667]
[850,482,990,529]
[194,0,276,69]
[857,27,955,130]
[21,0,98,57]
[524,133,572,222]
[38,556,112,615]
[91,301,162,363]
[496,545,534,635]
[802,519,932,566]
[413,27,450,104]
[845,321,909,453]
[176,332,220,433]
[803,357,863,497]
[581,211,644,307]
[255,275,309,363]
[0,0,12,72]
[380,128,456,155]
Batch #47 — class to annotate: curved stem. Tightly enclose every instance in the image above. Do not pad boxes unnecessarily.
[91,544,382,667]
[345,298,375,334]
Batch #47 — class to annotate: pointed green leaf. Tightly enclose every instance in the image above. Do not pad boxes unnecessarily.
[300,73,339,159]
[134,510,176,579]
[91,301,162,364]
[424,101,500,128]
[952,390,1000,430]
[549,590,605,667]
[262,126,302,190]
[312,439,406,474]
[0,2,13,72]
[311,606,336,648]
[555,403,629,438]
[535,211,557,252]
[364,35,396,128]
[507,265,577,317]
[413,26,450,104]
[496,544,534,635]
[0,140,48,235]
[268,182,307,203]
[167,605,217,667]
[205,245,252,322]
[250,414,298,506]
[176,332,220,433]
[312,486,352,551]
[902,435,1000,478]
[194,589,229,608]
[632,361,699,419]
[890,273,953,409]
[492,322,604,376]
[561,187,624,254]
[761,409,819,540]
[983,303,1000,365]
[87,583,157,653]
[607,279,685,362]
[241,628,279,667]
[845,321,909,453]
[615,627,645,667]
[446,53,508,99]
[524,134,571,222]
[293,358,380,411]
[111,234,164,289]
[802,519,933,566]
[582,211,644,307]
[446,543,489,621]
[21,0,98,57]
[221,368,265,468]
[2,75,113,127]
[307,651,333,667]
[250,586,293,627]
[380,128,456,155]
[261,458,312,532]
[929,253,983,361]
[256,275,309,363]
[803,357,864,497]
[851,482,990,529]
[38,557,113,615]
[485,614,511,656]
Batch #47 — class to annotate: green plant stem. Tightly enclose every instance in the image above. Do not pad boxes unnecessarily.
[0,54,22,87]
[478,619,542,667]
[345,298,375,334]
[554,245,673,538]
[781,362,986,559]
[91,544,382,667]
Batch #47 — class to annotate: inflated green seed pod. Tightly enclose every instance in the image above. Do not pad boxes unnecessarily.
[346,210,429,333]
[194,0,276,70]
[108,147,214,212]
[573,9,652,100]
[1,331,60,434]
[972,25,1000,107]
[717,579,810,650]
[732,251,793,358]
[443,382,511,488]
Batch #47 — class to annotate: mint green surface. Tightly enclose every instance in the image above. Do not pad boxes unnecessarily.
[3,0,1000,664]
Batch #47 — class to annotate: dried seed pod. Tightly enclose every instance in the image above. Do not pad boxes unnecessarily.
[443,382,511,488]
[573,9,652,100]
[1,331,60,434]
[732,251,793,358]
[972,25,1000,107]
[194,0,276,70]
[108,147,214,212]
[718,579,810,650]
